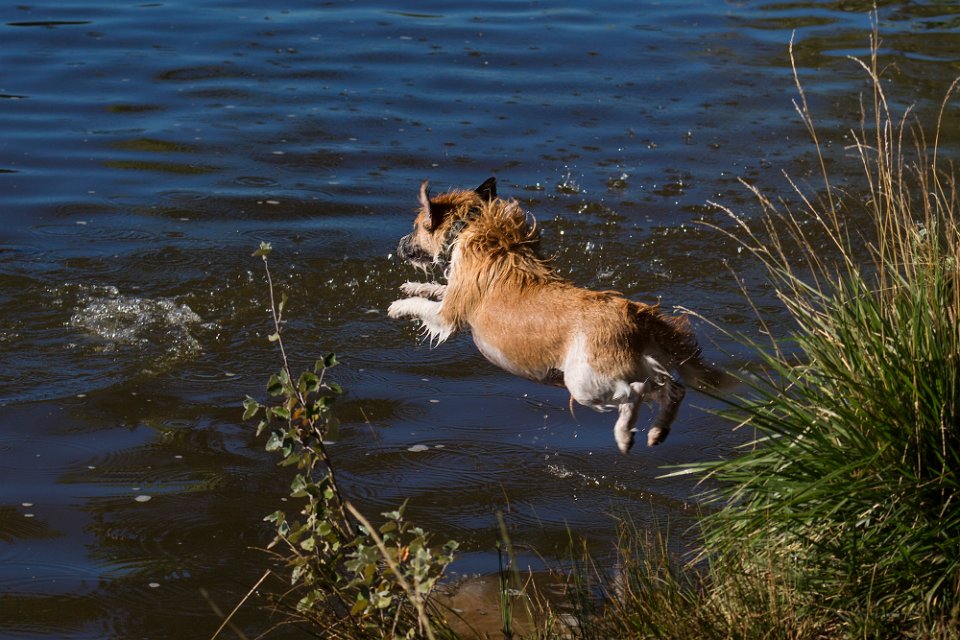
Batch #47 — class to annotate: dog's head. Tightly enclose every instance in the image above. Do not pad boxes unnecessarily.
[396,177,497,271]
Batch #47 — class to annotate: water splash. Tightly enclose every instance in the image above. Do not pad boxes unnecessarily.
[68,285,204,369]
[545,462,628,492]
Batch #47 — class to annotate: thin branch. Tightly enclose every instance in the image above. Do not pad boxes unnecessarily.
[209,569,273,640]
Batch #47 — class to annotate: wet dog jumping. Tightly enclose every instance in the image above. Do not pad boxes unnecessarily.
[388,177,729,453]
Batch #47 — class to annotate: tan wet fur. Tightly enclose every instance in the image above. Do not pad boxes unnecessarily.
[389,177,730,453]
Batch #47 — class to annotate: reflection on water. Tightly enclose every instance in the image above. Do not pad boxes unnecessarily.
[0,0,958,637]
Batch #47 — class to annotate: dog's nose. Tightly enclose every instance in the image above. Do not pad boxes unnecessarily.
[397,234,412,261]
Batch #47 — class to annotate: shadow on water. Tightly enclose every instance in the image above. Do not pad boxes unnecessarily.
[0,0,958,637]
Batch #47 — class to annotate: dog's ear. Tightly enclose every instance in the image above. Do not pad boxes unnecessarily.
[475,176,497,201]
[419,180,442,231]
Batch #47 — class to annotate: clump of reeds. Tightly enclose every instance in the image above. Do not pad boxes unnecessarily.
[694,30,960,637]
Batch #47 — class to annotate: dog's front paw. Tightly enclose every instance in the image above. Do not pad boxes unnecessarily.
[400,282,446,300]
[400,282,425,297]
[387,299,410,319]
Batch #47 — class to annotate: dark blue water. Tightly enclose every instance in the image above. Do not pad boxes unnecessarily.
[1,1,958,637]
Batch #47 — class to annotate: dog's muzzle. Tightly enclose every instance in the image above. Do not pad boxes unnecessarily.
[397,233,433,267]
[397,233,415,261]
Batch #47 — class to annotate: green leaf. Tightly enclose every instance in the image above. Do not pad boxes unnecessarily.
[252,241,272,258]
[382,509,403,521]
[296,592,318,614]
[266,374,283,396]
[278,453,301,467]
[350,597,370,616]
[290,474,308,496]
[379,520,398,535]
[268,332,281,342]
[264,510,285,524]
[298,371,320,394]
[321,352,339,369]
[290,563,305,585]
[265,430,283,452]
[242,396,261,420]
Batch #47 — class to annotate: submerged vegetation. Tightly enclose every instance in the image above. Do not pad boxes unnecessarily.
[228,31,959,640]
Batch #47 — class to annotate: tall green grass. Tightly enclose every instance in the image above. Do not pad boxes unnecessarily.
[694,33,960,636]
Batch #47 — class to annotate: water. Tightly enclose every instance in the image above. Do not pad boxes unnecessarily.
[1,1,958,637]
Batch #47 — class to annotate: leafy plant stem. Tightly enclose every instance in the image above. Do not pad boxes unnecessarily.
[258,248,351,528]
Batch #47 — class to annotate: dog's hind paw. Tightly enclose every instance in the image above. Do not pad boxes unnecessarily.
[615,429,635,454]
[646,426,670,447]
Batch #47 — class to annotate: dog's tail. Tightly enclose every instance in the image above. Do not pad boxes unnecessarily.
[678,356,738,393]
[637,303,738,393]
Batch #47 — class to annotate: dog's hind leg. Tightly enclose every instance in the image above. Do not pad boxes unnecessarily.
[613,381,646,454]
[400,282,447,301]
[646,379,685,446]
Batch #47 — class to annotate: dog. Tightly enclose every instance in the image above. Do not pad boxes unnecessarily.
[388,177,731,453]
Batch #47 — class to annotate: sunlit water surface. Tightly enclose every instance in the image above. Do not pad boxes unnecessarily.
[1,1,958,637]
